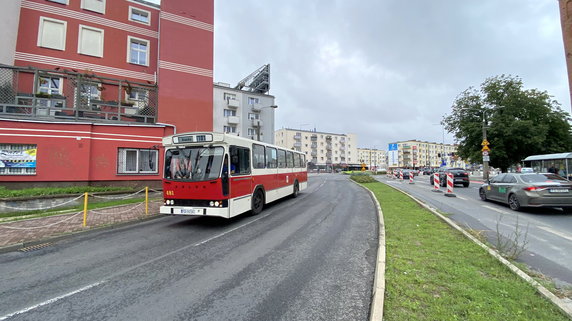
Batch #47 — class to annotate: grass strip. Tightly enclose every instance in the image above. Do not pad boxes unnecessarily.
[361,181,569,321]
[0,198,162,223]
[0,186,135,198]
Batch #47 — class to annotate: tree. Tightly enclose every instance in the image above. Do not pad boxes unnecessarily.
[443,75,572,172]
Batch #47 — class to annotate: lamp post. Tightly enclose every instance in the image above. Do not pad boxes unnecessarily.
[256,104,278,142]
[482,111,490,182]
[433,123,446,167]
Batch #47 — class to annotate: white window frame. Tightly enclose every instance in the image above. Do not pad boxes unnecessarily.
[223,109,236,117]
[248,97,259,105]
[81,0,106,14]
[47,0,69,4]
[37,17,67,51]
[248,113,260,120]
[127,36,150,66]
[223,126,236,133]
[78,25,104,57]
[117,148,158,174]
[129,6,151,25]
[247,128,257,136]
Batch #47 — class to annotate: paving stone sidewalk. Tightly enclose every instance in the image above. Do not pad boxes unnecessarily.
[0,201,162,249]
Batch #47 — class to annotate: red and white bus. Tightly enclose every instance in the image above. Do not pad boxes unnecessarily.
[160,132,308,218]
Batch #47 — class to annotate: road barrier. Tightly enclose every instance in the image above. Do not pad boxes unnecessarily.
[409,172,415,184]
[399,170,404,182]
[432,173,442,193]
[445,173,456,197]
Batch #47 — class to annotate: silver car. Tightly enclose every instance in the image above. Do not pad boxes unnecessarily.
[479,173,572,211]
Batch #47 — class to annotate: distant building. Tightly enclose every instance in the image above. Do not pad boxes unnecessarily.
[0,0,213,187]
[274,128,358,168]
[357,148,387,170]
[213,65,276,144]
[387,140,464,169]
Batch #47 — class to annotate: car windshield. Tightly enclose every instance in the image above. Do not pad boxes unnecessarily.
[520,173,567,183]
[164,146,224,182]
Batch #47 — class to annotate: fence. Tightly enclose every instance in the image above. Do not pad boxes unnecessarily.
[0,64,157,124]
[0,188,162,248]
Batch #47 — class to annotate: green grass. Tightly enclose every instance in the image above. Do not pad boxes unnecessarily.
[361,182,569,321]
[0,197,162,223]
[0,186,135,198]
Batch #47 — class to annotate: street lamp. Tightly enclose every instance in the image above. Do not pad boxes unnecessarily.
[432,122,445,167]
[256,104,277,142]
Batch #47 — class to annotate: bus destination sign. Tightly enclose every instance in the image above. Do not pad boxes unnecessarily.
[173,134,213,144]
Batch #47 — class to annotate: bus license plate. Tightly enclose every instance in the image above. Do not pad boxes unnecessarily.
[549,189,568,193]
[175,208,204,215]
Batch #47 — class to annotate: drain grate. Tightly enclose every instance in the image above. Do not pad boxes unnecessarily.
[19,242,53,252]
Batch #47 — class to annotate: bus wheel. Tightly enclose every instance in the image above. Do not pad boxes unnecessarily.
[292,181,299,198]
[251,189,264,215]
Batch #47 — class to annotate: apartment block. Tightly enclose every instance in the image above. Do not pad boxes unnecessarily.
[388,140,465,169]
[275,128,358,166]
[357,148,387,170]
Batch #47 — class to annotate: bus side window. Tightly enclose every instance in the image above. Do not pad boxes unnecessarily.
[277,149,287,168]
[253,144,266,169]
[266,147,277,168]
[230,145,251,176]
[294,153,301,168]
[286,151,294,168]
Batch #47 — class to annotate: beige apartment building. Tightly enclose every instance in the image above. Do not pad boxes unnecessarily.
[274,128,358,167]
[357,148,387,170]
[388,140,465,169]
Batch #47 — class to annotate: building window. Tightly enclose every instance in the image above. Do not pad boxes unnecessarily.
[248,113,259,120]
[223,109,236,117]
[248,97,259,105]
[223,126,236,133]
[128,36,149,66]
[48,0,68,4]
[81,0,105,14]
[77,82,101,108]
[224,93,236,101]
[129,6,150,25]
[0,144,37,175]
[38,17,67,51]
[247,128,257,136]
[78,25,104,57]
[126,89,148,109]
[117,148,158,174]
[38,76,62,95]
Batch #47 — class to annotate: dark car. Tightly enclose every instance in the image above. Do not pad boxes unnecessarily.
[479,173,572,211]
[429,167,470,187]
[398,169,415,179]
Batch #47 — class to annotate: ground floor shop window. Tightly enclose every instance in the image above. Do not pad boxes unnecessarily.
[0,144,37,175]
[117,148,158,174]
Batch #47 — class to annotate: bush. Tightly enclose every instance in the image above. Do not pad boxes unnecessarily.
[0,186,135,198]
[350,174,377,183]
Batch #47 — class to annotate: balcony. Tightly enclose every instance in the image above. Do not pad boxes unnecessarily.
[294,142,302,148]
[311,143,317,148]
[251,103,262,112]
[311,151,317,157]
[227,98,240,108]
[0,65,157,124]
[227,116,240,124]
[251,119,263,127]
[294,133,302,140]
[326,144,332,150]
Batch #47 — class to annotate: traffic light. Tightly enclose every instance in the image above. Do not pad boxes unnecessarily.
[438,153,441,157]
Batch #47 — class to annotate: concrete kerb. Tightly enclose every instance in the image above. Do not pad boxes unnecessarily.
[0,214,163,254]
[384,182,572,319]
[350,179,386,321]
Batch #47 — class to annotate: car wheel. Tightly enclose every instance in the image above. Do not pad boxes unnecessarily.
[251,189,264,215]
[508,194,521,211]
[479,188,487,201]
[463,182,469,187]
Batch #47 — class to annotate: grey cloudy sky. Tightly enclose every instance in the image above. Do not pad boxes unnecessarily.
[211,1,569,149]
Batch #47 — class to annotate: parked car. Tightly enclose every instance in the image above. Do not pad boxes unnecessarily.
[479,173,572,211]
[429,167,470,187]
[422,167,434,175]
[520,167,534,173]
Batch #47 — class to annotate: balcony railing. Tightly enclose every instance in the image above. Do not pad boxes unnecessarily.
[0,65,157,124]
[227,116,240,124]
[227,98,240,108]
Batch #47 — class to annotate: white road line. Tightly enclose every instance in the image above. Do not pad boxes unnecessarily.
[538,226,572,242]
[2,211,274,319]
[0,282,105,320]
[482,205,511,215]
[456,196,467,200]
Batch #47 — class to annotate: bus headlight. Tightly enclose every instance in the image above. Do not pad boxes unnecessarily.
[209,201,214,206]
[214,201,220,207]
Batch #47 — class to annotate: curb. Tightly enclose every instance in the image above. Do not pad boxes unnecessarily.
[350,179,386,321]
[384,181,572,319]
[0,214,163,254]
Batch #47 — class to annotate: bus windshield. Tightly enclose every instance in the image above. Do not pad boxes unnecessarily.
[165,146,224,182]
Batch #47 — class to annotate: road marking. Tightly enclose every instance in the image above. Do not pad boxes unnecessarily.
[482,205,510,215]
[538,226,572,242]
[456,196,467,200]
[0,282,105,320]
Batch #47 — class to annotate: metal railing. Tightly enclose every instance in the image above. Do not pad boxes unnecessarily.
[0,64,157,124]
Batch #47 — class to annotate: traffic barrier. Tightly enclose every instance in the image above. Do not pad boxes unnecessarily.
[409,172,415,184]
[444,173,456,197]
[400,170,404,182]
[432,173,442,193]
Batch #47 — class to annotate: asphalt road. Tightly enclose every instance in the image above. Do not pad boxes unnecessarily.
[379,174,572,288]
[0,173,378,321]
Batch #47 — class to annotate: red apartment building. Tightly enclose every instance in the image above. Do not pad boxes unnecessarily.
[0,0,213,188]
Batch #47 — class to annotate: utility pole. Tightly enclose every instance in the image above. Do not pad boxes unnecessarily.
[482,112,490,182]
